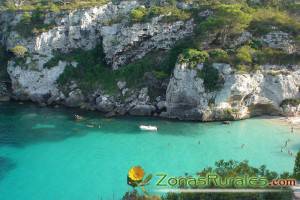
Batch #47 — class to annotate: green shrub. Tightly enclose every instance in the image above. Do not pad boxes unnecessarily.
[130,6,148,22]
[254,48,300,65]
[153,70,169,79]
[234,64,261,73]
[10,45,28,57]
[249,8,300,36]
[197,62,222,91]
[49,3,60,13]
[234,64,249,73]
[130,5,192,23]
[21,12,32,24]
[149,6,191,22]
[178,48,209,67]
[166,37,197,71]
[280,98,300,107]
[209,48,230,63]
[236,45,255,64]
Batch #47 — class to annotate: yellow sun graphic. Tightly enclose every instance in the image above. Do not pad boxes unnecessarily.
[128,166,145,181]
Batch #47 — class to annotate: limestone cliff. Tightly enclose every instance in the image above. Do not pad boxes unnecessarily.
[162,63,300,121]
[0,0,299,120]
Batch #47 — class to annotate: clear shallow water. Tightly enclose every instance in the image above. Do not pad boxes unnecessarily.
[0,102,300,200]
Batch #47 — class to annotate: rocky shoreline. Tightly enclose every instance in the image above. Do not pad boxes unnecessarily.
[1,62,299,121]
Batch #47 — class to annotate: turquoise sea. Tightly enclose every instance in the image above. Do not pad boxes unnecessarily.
[0,102,299,199]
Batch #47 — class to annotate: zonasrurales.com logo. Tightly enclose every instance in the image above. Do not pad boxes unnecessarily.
[127,166,296,195]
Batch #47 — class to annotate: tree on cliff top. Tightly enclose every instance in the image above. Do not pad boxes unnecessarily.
[197,4,253,46]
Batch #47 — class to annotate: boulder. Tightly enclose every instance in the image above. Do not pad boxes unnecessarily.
[95,95,115,113]
[157,101,167,110]
[138,87,150,103]
[65,89,85,107]
[129,105,156,116]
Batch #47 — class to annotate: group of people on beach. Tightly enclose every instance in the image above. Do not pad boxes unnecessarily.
[281,139,294,156]
[280,122,295,156]
[279,117,297,157]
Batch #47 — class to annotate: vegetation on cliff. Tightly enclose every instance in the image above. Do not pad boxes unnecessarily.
[45,37,195,94]
[0,0,109,12]
[4,0,300,95]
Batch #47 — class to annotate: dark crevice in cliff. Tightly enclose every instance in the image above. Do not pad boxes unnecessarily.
[0,45,11,81]
[0,45,12,99]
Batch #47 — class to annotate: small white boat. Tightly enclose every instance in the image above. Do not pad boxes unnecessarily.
[139,125,158,131]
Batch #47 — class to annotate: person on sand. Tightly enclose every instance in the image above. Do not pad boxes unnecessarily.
[284,140,288,148]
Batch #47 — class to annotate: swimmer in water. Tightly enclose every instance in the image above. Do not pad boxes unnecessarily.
[198,141,201,144]
[241,144,245,149]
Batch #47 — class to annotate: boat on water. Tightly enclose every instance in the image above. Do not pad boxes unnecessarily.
[139,125,158,131]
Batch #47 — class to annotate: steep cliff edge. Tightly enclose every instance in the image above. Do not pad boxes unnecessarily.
[0,0,299,120]
[162,63,300,121]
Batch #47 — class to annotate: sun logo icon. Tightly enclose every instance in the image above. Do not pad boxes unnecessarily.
[127,166,153,194]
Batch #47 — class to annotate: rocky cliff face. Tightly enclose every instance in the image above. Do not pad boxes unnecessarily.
[103,17,193,69]
[162,63,300,121]
[0,1,299,121]
[0,1,193,101]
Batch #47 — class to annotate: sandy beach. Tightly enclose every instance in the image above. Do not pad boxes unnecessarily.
[264,116,300,130]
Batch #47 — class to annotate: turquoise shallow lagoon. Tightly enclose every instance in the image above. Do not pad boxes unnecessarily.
[0,102,299,199]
